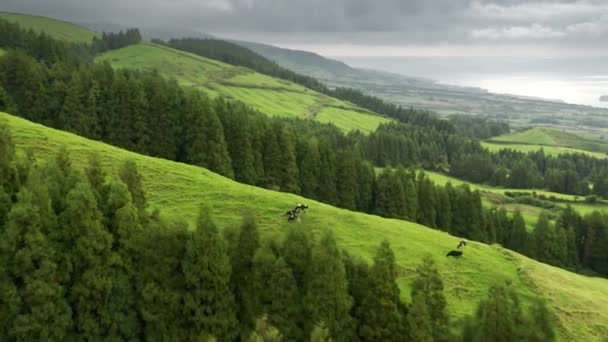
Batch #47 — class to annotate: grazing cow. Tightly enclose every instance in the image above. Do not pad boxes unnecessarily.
[286,209,300,222]
[457,239,467,249]
[294,203,309,214]
[446,250,463,258]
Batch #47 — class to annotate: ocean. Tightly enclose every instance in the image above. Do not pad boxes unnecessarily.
[337,56,608,108]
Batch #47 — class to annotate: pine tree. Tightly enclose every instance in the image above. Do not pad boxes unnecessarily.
[466,282,527,342]
[298,138,321,198]
[318,140,338,205]
[252,244,278,314]
[336,150,357,210]
[305,230,354,341]
[277,125,300,193]
[525,299,556,341]
[533,212,555,263]
[119,160,146,212]
[62,181,116,339]
[0,124,17,194]
[219,103,257,184]
[282,224,313,289]
[411,255,448,340]
[357,240,402,341]
[231,214,261,336]
[182,208,238,341]
[139,222,189,341]
[416,172,437,228]
[248,316,282,342]
[183,93,233,178]
[408,295,433,342]
[0,184,72,340]
[355,160,375,213]
[435,187,452,231]
[0,84,16,114]
[268,258,303,341]
[507,211,528,254]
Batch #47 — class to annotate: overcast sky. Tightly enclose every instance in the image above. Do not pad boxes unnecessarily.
[2,0,608,57]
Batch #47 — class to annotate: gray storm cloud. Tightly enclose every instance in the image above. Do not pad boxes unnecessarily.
[1,0,608,53]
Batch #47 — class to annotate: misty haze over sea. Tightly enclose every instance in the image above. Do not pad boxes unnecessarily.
[338,56,608,108]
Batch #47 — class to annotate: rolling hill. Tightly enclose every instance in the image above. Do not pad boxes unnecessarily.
[488,127,608,155]
[0,12,390,133]
[95,42,391,133]
[0,11,99,43]
[2,111,608,340]
[238,40,608,130]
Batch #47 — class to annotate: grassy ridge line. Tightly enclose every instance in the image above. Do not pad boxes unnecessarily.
[96,43,391,133]
[424,170,608,221]
[0,12,99,43]
[482,141,608,159]
[3,111,608,340]
[489,127,608,156]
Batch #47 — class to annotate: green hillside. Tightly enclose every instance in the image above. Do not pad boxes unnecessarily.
[96,42,391,133]
[0,12,99,43]
[489,127,608,155]
[2,111,607,340]
[482,141,608,159]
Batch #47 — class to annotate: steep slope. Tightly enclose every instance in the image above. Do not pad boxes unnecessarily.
[2,111,607,340]
[0,11,99,43]
[96,42,391,133]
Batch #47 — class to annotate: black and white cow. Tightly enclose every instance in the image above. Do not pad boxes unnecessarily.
[446,250,463,258]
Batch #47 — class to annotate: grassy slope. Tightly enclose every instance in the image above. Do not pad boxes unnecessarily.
[0,12,99,43]
[424,170,607,220]
[487,127,608,157]
[2,111,608,340]
[96,43,391,133]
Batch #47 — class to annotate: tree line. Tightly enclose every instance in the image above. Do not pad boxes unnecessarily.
[92,28,143,53]
[1,23,608,276]
[161,37,455,133]
[0,129,556,341]
[368,122,608,197]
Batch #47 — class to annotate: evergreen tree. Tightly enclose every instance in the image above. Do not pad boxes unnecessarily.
[465,282,527,342]
[277,125,300,193]
[355,160,375,213]
[318,140,338,205]
[411,255,448,341]
[417,172,437,228]
[119,160,146,212]
[248,316,282,342]
[62,181,116,339]
[336,150,357,210]
[231,214,261,336]
[0,84,16,114]
[408,295,433,342]
[305,230,354,341]
[183,93,233,178]
[282,224,313,289]
[182,208,238,341]
[357,240,402,341]
[298,138,321,198]
[507,211,528,254]
[219,102,257,184]
[268,258,303,341]
[0,183,72,340]
[525,299,556,342]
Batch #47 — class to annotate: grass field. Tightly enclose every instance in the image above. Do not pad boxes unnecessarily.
[0,12,99,43]
[482,141,608,159]
[423,170,608,225]
[488,127,608,156]
[96,43,391,133]
[2,111,607,340]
